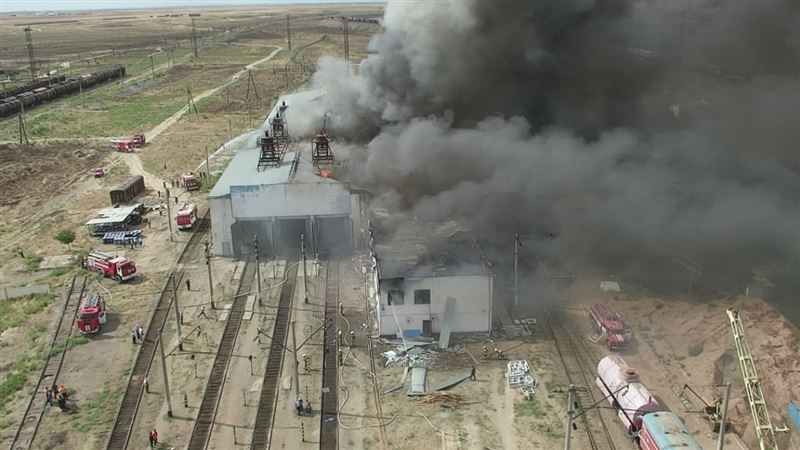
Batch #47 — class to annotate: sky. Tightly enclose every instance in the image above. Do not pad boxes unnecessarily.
[0,0,378,13]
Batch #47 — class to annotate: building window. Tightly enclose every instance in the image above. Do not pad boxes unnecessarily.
[388,289,404,305]
[414,289,431,305]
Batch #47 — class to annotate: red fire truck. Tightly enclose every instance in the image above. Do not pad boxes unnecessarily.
[83,251,137,281]
[175,203,198,230]
[109,133,146,152]
[181,172,199,190]
[76,293,107,334]
[589,303,632,350]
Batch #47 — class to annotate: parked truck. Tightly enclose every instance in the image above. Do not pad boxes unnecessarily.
[83,251,137,281]
[109,133,146,152]
[180,172,199,190]
[175,202,198,230]
[76,293,107,334]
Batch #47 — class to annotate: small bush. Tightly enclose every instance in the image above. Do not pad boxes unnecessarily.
[24,253,43,272]
[54,229,76,248]
[688,342,705,357]
[654,302,665,310]
[514,398,544,418]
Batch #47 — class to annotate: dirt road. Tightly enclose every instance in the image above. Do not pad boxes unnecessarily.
[146,46,282,141]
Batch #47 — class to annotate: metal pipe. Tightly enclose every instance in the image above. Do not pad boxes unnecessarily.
[717,383,731,450]
[171,274,183,351]
[564,386,574,450]
[291,320,300,399]
[158,328,173,417]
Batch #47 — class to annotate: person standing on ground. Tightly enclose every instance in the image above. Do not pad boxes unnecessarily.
[186,279,191,291]
[44,387,52,406]
[470,366,477,381]
[199,306,207,318]
[149,429,158,448]
[136,325,144,342]
[58,385,68,400]
[131,328,137,344]
[144,377,150,393]
[57,392,66,411]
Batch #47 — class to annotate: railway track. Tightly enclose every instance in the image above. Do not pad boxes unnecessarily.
[187,258,256,450]
[105,213,209,450]
[551,309,617,450]
[319,258,340,450]
[10,275,87,450]
[250,255,299,450]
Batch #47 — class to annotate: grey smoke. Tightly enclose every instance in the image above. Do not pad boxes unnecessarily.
[294,0,800,283]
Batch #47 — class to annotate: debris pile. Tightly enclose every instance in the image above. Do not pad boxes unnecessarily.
[505,359,536,391]
[419,392,476,409]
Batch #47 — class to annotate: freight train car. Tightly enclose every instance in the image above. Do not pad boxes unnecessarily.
[0,75,67,100]
[639,412,703,450]
[0,66,125,117]
[110,175,145,205]
[596,355,703,449]
[596,355,660,432]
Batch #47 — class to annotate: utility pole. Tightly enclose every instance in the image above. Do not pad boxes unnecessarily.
[187,87,199,119]
[204,145,210,179]
[291,320,300,399]
[717,383,731,450]
[204,240,215,309]
[564,386,574,450]
[23,26,37,80]
[190,17,199,59]
[301,234,309,304]
[165,188,173,241]
[150,54,155,79]
[513,233,520,309]
[286,15,292,52]
[171,274,183,351]
[254,235,263,307]
[18,103,30,147]
[158,328,174,417]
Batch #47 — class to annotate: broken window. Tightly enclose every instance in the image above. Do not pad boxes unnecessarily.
[388,289,404,305]
[414,289,431,305]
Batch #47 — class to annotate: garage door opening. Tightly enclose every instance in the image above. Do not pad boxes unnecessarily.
[276,218,308,253]
[317,216,352,254]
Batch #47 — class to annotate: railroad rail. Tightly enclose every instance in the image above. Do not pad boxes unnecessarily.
[10,275,87,450]
[551,309,617,450]
[187,258,256,449]
[250,256,299,450]
[319,258,340,450]
[105,213,209,450]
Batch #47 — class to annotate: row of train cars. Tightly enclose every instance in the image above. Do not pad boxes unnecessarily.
[0,66,126,118]
[597,354,704,450]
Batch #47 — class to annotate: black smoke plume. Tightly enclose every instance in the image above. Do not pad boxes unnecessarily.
[290,0,800,289]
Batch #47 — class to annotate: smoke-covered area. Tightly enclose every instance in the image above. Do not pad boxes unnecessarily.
[291,0,800,285]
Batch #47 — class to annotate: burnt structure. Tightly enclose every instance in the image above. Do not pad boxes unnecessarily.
[311,131,334,165]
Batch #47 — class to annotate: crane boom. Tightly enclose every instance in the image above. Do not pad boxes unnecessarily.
[726,308,779,450]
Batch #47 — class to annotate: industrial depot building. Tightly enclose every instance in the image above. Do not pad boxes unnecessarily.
[209,92,367,258]
[368,210,494,338]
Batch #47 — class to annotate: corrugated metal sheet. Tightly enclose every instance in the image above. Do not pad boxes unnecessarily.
[789,401,800,435]
[407,367,427,396]
[640,412,702,450]
[438,297,457,349]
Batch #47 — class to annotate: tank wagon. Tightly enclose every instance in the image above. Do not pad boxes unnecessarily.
[0,66,125,117]
[596,355,703,449]
[0,75,67,99]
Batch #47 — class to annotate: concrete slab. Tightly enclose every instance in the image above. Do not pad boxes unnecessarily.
[38,254,76,270]
[219,303,232,321]
[243,294,255,320]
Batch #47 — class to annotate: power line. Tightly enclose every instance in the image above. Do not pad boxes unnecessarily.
[23,26,37,80]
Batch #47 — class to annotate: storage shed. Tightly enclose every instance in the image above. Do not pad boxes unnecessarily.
[110,175,145,205]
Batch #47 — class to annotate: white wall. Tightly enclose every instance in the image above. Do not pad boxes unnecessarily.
[378,274,492,336]
[210,196,234,256]
[231,183,352,218]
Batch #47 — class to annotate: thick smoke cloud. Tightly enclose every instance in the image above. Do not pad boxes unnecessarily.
[295,0,800,284]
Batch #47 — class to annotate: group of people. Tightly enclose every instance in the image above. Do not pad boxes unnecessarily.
[295,398,312,416]
[130,325,144,344]
[44,384,70,411]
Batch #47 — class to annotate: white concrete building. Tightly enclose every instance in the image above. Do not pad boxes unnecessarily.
[371,215,494,337]
[209,93,366,257]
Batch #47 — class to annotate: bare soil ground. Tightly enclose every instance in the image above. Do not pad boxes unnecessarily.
[0,5,379,449]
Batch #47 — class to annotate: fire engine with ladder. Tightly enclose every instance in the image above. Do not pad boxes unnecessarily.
[727,308,779,450]
[588,303,632,350]
[175,202,198,230]
[76,293,107,334]
[83,251,137,281]
[109,134,146,152]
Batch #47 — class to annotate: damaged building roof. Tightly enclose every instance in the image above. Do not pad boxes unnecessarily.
[372,209,490,279]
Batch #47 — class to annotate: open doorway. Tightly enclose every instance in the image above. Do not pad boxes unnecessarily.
[276,218,307,253]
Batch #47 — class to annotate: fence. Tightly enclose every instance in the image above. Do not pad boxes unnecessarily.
[0,284,51,301]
